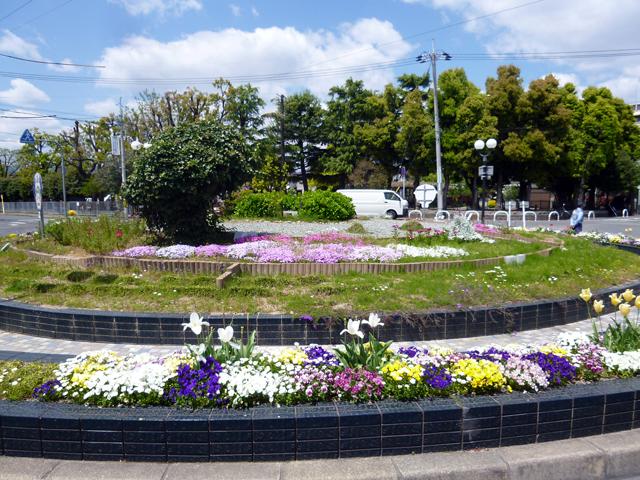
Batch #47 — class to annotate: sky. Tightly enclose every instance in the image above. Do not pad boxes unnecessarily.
[0,0,639,149]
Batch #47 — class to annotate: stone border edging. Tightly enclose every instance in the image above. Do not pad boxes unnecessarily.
[0,377,639,463]
[10,233,561,277]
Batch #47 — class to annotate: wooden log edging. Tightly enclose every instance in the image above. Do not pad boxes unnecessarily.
[10,234,562,277]
[0,377,639,462]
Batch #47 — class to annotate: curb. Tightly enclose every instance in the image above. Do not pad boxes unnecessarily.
[0,429,638,479]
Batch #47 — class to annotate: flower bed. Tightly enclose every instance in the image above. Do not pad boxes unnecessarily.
[111,232,472,263]
[28,310,640,409]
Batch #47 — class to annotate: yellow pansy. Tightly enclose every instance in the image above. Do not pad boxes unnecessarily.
[540,344,568,356]
[381,360,423,383]
[635,296,640,309]
[619,303,632,318]
[610,293,622,307]
[451,358,506,391]
[579,288,592,303]
[593,300,605,315]
[276,347,308,365]
[622,289,636,303]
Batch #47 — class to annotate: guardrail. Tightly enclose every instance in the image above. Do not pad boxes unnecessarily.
[548,211,559,221]
[434,210,450,221]
[493,210,509,222]
[464,210,480,222]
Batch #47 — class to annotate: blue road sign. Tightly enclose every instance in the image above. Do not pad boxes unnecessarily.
[20,129,35,144]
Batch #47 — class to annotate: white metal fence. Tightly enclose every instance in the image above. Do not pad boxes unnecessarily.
[1,200,119,216]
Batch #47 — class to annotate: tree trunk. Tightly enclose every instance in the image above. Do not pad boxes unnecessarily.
[298,141,308,192]
[496,170,504,208]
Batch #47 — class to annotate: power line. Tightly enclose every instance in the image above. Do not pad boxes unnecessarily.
[15,0,74,28]
[0,0,34,23]
[0,52,105,69]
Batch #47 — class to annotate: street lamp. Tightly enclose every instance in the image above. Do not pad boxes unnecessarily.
[130,139,143,151]
[474,138,497,224]
[131,139,151,151]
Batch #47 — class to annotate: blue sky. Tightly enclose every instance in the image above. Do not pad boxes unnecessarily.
[0,0,638,148]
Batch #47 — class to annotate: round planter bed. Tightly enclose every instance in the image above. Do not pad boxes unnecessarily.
[1,376,638,462]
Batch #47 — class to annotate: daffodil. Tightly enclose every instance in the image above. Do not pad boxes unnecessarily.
[619,303,632,318]
[622,289,636,303]
[579,288,592,303]
[181,312,209,336]
[610,293,622,307]
[593,299,604,315]
[340,319,364,339]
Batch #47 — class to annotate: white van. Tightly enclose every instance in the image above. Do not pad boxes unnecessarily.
[337,189,408,219]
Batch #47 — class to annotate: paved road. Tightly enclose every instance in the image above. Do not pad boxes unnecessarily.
[2,212,640,238]
[0,213,41,236]
[493,215,640,235]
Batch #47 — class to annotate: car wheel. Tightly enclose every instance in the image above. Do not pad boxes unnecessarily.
[385,209,397,219]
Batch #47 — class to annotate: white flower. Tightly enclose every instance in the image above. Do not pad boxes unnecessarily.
[363,312,384,329]
[340,319,364,339]
[181,312,209,336]
[217,325,234,343]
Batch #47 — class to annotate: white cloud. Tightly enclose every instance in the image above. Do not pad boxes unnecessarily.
[406,0,640,101]
[95,18,413,100]
[0,114,64,149]
[109,0,202,16]
[0,79,50,106]
[251,6,259,17]
[229,3,241,16]
[0,29,42,59]
[84,98,119,117]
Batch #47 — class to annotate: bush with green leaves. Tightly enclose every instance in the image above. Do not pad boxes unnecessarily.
[45,215,148,254]
[299,190,355,221]
[233,192,283,218]
[123,120,250,243]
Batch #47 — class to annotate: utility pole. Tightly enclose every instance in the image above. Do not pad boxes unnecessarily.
[418,42,451,215]
[60,152,67,218]
[279,94,285,167]
[119,97,126,187]
[119,98,127,217]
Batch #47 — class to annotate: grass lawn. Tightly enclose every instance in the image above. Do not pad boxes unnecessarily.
[1,236,638,316]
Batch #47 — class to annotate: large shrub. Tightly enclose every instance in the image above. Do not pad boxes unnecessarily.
[234,192,283,218]
[299,191,355,221]
[123,120,250,243]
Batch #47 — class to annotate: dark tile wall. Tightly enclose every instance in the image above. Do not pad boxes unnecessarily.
[2,378,640,462]
[1,278,639,346]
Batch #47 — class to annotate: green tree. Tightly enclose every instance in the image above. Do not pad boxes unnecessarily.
[436,68,483,206]
[123,119,250,243]
[395,89,434,187]
[277,91,325,191]
[322,79,376,183]
[486,65,526,205]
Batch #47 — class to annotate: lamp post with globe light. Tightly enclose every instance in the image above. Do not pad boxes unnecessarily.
[474,138,497,224]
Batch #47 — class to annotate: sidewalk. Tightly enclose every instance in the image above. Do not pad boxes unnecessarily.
[1,429,639,480]
[0,313,620,362]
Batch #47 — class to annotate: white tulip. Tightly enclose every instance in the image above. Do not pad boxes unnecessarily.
[340,319,364,339]
[218,325,234,343]
[363,312,384,328]
[181,312,209,336]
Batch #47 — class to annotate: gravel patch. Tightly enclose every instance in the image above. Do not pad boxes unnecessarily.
[223,217,444,239]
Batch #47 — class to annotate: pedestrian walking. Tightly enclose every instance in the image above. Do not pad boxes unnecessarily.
[570,204,584,233]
